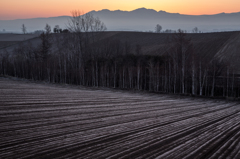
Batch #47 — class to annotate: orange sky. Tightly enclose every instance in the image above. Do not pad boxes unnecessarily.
[1,0,240,20]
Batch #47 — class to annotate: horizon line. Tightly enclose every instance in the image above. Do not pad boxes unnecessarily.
[1,7,240,21]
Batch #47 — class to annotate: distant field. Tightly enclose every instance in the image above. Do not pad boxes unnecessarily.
[0,34,38,41]
[0,34,38,48]
[0,77,240,158]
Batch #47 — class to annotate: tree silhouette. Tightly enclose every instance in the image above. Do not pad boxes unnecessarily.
[155,24,162,33]
[21,24,27,34]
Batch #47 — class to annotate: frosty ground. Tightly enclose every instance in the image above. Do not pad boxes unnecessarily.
[0,77,240,158]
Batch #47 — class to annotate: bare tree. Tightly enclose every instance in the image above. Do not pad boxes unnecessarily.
[66,10,107,85]
[67,10,106,33]
[45,24,51,34]
[155,24,162,33]
[198,58,208,96]
[192,27,199,33]
[21,24,27,34]
[53,25,60,33]
[168,29,193,94]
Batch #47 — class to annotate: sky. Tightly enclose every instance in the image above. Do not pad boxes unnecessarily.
[1,0,240,20]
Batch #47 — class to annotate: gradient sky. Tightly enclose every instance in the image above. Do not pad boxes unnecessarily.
[1,0,240,20]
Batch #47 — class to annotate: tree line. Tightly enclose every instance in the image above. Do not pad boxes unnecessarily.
[1,12,239,99]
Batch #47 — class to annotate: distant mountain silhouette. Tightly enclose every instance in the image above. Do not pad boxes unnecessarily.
[1,8,240,33]
[89,8,240,32]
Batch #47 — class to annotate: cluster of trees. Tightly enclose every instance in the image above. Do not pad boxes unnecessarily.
[155,24,162,33]
[53,25,69,33]
[0,13,239,98]
[164,30,239,97]
[21,24,69,34]
[155,24,201,33]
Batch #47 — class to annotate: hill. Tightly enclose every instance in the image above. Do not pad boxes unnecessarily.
[1,31,240,97]
[95,31,240,72]
[1,31,240,72]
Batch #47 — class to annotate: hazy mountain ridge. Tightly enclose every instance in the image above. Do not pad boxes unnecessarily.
[90,8,240,32]
[1,8,240,33]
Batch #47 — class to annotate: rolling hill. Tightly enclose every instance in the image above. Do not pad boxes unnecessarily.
[1,31,240,72]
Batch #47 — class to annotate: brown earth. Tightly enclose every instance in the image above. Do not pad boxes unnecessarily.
[0,77,240,158]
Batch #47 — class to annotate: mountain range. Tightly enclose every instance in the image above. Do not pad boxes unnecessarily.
[1,8,240,33]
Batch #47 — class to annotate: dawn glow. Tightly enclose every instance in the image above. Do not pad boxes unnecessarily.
[0,0,240,20]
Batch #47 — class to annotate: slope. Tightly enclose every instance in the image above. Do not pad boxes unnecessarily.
[1,31,239,72]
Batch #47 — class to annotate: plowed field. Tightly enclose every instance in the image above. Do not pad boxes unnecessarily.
[0,78,240,158]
